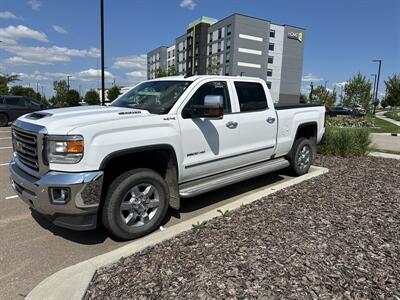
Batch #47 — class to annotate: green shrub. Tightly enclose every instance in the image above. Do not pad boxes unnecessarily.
[326,116,374,128]
[318,127,370,157]
[384,111,400,121]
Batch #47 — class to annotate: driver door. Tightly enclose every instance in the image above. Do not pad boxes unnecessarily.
[178,80,241,182]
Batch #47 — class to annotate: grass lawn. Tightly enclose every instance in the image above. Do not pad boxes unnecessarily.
[369,116,400,133]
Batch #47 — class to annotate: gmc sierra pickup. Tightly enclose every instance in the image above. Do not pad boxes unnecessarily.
[9,76,325,240]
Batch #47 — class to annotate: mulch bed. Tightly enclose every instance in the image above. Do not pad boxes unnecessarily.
[84,156,400,299]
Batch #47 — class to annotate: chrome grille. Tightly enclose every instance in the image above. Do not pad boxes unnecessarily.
[12,127,39,171]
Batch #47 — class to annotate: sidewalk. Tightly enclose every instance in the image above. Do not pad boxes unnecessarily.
[370,133,400,153]
[376,111,400,127]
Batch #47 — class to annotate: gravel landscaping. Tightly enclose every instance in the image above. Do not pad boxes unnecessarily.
[84,156,400,299]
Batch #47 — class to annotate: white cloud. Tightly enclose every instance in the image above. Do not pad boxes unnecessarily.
[302,73,323,82]
[53,25,67,34]
[180,0,197,10]
[0,11,18,19]
[78,68,113,81]
[333,81,348,88]
[27,0,42,11]
[0,25,48,44]
[112,54,147,69]
[126,71,146,78]
[1,43,100,66]
[12,71,50,81]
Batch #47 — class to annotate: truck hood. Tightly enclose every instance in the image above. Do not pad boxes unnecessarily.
[17,105,152,134]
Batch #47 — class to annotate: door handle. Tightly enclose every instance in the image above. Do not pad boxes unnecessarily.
[226,121,238,129]
[266,117,276,124]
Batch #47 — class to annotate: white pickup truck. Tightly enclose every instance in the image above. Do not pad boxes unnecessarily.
[9,76,325,240]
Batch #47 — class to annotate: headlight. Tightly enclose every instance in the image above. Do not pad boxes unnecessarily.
[46,135,84,164]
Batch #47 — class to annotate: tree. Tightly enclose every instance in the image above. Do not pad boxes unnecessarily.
[155,68,167,78]
[380,98,388,109]
[107,86,121,101]
[9,85,43,103]
[300,94,308,104]
[52,80,69,107]
[310,85,336,108]
[84,89,100,105]
[383,74,400,108]
[65,89,81,107]
[167,64,177,76]
[207,57,220,75]
[0,73,20,95]
[343,72,372,111]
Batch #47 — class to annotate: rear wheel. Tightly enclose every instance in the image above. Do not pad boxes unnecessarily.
[288,138,313,176]
[0,114,8,127]
[102,168,169,240]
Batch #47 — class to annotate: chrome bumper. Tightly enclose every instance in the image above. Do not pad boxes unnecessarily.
[9,158,104,230]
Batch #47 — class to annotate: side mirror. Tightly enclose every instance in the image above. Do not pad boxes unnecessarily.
[183,95,224,119]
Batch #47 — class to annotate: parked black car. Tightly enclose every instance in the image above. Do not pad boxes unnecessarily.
[327,106,366,117]
[0,95,49,127]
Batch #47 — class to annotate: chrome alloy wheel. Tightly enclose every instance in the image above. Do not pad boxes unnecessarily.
[297,145,311,170]
[120,183,160,227]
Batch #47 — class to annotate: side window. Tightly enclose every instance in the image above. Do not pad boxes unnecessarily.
[5,97,24,106]
[234,82,268,112]
[184,81,231,113]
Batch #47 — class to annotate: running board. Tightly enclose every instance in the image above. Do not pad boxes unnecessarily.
[179,157,290,198]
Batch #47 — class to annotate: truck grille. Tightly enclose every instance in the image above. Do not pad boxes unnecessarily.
[12,127,39,171]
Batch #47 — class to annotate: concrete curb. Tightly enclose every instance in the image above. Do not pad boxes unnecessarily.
[26,166,329,300]
[368,151,400,160]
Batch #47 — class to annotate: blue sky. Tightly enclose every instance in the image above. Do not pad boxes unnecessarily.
[0,0,399,98]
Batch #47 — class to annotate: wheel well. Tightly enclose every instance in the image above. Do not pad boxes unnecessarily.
[295,122,317,141]
[98,147,180,220]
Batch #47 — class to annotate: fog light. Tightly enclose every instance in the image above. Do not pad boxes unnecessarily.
[50,187,70,204]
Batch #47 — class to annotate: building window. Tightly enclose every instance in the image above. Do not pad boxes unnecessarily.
[268,56,274,64]
[218,28,222,39]
[225,65,229,75]
[209,33,212,43]
[270,30,275,38]
[195,47,199,55]
[266,81,272,89]
[227,24,232,36]
[267,69,273,77]
[226,38,231,49]
[226,52,230,63]
[234,82,268,112]
[269,43,274,51]
[209,45,212,55]
[218,41,221,52]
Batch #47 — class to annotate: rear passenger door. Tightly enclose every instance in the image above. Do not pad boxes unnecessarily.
[233,81,277,164]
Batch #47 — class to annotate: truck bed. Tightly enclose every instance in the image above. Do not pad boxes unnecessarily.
[274,103,324,110]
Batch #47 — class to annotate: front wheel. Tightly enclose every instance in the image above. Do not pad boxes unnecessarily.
[0,114,8,127]
[288,138,314,176]
[102,168,169,240]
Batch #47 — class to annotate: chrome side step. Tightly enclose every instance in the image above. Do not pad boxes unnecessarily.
[179,157,290,198]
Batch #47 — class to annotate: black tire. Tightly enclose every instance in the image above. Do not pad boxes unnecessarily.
[288,138,314,176]
[0,114,8,127]
[102,168,169,240]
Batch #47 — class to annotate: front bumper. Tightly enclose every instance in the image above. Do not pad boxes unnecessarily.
[9,158,104,230]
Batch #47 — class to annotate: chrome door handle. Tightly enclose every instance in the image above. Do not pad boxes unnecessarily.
[266,117,276,124]
[226,121,238,129]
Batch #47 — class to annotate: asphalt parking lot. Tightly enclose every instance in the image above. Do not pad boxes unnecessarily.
[0,126,295,299]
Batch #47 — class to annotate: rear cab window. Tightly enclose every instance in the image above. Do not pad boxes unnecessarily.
[234,81,268,112]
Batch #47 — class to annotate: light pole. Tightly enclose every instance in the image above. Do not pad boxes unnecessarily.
[370,73,377,100]
[100,0,105,105]
[372,59,382,115]
[67,75,72,90]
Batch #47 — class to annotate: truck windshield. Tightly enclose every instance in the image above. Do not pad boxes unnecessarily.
[111,80,192,114]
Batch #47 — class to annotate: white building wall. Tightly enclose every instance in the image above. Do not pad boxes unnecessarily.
[268,24,284,103]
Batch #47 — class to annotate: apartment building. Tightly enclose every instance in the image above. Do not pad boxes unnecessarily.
[147,14,305,103]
